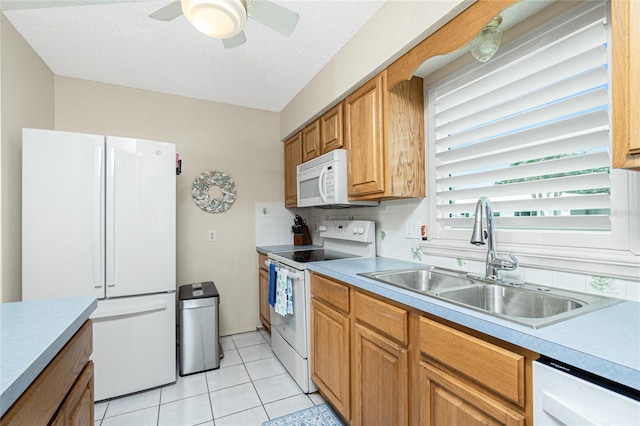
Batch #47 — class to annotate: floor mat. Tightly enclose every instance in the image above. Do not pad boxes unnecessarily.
[262,403,343,426]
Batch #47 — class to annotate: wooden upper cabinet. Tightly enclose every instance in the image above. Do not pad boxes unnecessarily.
[302,120,320,163]
[320,103,344,154]
[345,69,425,200]
[284,133,302,208]
[612,0,640,170]
[345,73,386,197]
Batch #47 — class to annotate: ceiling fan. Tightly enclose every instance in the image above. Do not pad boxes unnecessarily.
[148,0,300,48]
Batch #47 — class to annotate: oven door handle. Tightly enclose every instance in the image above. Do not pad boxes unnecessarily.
[265,259,305,280]
[286,270,305,280]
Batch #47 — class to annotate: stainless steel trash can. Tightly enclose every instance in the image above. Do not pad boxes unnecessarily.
[179,281,223,376]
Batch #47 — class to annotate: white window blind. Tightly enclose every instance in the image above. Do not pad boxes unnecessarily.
[428,1,613,242]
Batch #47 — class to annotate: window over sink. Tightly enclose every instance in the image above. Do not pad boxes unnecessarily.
[423,0,639,276]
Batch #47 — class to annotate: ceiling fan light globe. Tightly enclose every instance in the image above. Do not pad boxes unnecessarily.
[182,0,247,39]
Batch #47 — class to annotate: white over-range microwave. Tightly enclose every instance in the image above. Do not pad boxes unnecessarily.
[296,149,378,208]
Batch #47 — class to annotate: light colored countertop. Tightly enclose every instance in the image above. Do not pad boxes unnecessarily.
[305,256,640,392]
[0,296,98,417]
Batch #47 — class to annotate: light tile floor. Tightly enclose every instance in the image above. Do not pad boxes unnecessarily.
[94,329,325,426]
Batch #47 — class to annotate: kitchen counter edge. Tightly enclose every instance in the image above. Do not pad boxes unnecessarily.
[0,296,98,417]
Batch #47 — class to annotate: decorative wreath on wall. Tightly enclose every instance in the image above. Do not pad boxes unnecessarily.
[191,170,237,214]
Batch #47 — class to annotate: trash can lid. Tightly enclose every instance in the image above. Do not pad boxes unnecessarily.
[179,281,219,301]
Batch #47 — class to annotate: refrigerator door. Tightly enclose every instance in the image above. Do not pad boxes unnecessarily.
[105,137,176,297]
[91,293,176,400]
[22,128,106,301]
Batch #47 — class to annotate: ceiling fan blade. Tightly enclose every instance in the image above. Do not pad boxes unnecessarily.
[222,31,246,49]
[248,0,299,37]
[148,1,183,21]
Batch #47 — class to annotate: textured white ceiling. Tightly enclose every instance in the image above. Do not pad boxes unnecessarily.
[1,0,386,112]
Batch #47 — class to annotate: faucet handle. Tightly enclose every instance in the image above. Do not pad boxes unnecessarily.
[489,253,519,271]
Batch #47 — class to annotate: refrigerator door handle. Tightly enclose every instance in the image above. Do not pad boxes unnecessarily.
[93,145,104,289]
[92,299,168,320]
[106,145,116,288]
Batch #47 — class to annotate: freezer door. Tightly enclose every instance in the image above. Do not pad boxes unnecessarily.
[91,293,176,401]
[106,137,176,297]
[22,128,106,300]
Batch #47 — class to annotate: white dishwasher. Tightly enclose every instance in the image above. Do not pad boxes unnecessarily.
[533,358,640,425]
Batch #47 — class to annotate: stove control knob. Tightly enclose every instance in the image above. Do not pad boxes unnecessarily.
[318,225,328,232]
[357,226,365,235]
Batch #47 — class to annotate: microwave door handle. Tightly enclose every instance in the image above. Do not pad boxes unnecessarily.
[318,168,327,202]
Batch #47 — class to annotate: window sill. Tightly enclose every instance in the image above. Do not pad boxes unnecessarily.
[419,238,640,280]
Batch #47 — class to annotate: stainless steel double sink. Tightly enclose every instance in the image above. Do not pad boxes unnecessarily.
[358,267,621,328]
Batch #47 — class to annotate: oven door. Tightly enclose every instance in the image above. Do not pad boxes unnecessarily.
[269,265,309,358]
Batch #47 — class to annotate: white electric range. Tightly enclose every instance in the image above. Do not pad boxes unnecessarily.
[266,220,376,393]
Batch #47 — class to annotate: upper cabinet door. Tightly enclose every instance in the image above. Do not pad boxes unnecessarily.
[284,133,302,208]
[320,103,344,155]
[302,120,320,162]
[345,73,386,198]
[612,0,640,170]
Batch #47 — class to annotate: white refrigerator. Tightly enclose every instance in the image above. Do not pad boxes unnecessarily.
[22,128,177,401]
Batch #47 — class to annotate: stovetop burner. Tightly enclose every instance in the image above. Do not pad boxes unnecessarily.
[274,249,357,263]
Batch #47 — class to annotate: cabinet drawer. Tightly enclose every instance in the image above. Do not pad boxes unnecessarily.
[419,317,525,405]
[355,291,408,345]
[311,274,350,313]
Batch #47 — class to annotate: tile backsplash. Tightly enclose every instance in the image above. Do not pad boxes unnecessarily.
[255,199,639,302]
[254,202,299,246]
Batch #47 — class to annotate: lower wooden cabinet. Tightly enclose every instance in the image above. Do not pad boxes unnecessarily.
[309,273,537,426]
[257,253,271,331]
[418,317,536,426]
[50,362,95,426]
[353,323,408,426]
[310,297,351,419]
[420,362,525,426]
[2,320,94,426]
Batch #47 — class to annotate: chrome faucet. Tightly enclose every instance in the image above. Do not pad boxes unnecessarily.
[470,196,518,281]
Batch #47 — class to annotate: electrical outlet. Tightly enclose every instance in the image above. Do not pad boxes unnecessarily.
[208,230,216,242]
[405,222,419,239]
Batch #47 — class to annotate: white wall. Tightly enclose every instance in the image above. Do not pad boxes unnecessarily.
[0,14,283,332]
[279,0,470,139]
[0,16,55,303]
[54,77,282,335]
